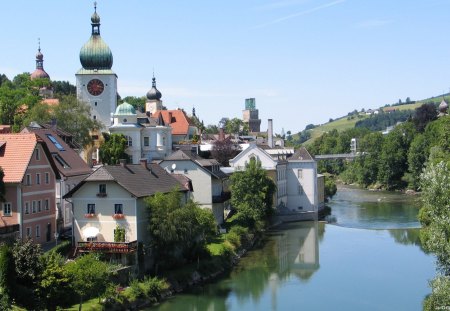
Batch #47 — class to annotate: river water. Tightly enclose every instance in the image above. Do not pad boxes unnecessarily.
[148,186,436,311]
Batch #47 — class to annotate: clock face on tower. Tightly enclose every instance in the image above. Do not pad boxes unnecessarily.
[87,79,104,96]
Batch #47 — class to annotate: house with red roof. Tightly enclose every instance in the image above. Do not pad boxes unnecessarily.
[0,133,60,244]
[152,109,198,144]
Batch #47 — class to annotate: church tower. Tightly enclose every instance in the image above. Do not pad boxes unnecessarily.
[145,74,163,114]
[76,2,117,129]
[30,40,53,98]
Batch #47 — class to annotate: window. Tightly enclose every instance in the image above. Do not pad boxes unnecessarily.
[36,173,41,185]
[98,184,107,197]
[2,203,12,216]
[26,174,31,186]
[45,172,49,184]
[162,137,166,146]
[297,169,303,179]
[44,199,49,211]
[144,136,149,147]
[36,225,40,238]
[125,136,132,147]
[114,204,123,214]
[87,204,96,214]
[35,148,40,160]
[37,200,42,212]
[298,185,304,195]
[25,202,29,214]
[93,115,97,120]
[32,201,36,213]
[26,227,32,238]
[46,134,65,151]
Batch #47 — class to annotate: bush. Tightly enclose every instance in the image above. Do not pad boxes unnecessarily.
[225,231,241,249]
[48,240,71,257]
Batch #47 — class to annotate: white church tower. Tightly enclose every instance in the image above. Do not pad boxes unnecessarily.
[76,2,117,129]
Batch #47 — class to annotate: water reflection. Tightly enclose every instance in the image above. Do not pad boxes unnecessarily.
[149,222,319,311]
[329,185,420,229]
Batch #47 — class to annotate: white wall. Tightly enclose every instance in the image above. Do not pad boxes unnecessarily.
[286,161,317,212]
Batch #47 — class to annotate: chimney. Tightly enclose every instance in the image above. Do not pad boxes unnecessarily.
[268,119,274,148]
[219,127,225,141]
[140,158,148,169]
[119,159,127,167]
[168,112,172,124]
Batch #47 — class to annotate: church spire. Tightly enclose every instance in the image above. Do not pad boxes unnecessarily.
[31,38,50,80]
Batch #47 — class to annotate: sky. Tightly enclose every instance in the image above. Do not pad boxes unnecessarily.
[2,0,450,134]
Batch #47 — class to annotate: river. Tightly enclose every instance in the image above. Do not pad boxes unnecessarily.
[148,186,436,311]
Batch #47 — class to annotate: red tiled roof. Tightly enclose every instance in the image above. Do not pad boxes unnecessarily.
[0,133,38,183]
[153,110,195,135]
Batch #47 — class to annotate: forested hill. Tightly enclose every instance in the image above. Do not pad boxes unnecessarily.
[288,94,448,146]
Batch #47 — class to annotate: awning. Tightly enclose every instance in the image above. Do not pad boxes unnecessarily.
[83,226,100,238]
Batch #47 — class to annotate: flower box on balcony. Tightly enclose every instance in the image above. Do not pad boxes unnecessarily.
[84,213,96,218]
[96,193,107,198]
[112,214,125,220]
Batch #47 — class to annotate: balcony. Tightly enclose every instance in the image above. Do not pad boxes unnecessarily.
[77,240,138,254]
[96,193,107,198]
[212,191,231,203]
[84,213,96,218]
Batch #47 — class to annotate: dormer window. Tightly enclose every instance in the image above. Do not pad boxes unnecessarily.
[97,184,107,197]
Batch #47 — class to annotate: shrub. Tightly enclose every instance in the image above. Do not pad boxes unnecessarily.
[225,231,241,249]
[48,240,71,257]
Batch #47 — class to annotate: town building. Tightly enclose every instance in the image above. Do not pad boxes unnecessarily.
[22,125,92,233]
[153,109,198,144]
[159,149,230,224]
[229,144,319,221]
[109,102,172,163]
[0,133,60,244]
[64,160,189,271]
[242,98,261,133]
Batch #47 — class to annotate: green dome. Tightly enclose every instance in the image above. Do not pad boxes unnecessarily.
[115,102,136,115]
[80,5,113,70]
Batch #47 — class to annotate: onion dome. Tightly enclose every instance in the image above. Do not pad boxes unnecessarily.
[439,99,448,113]
[30,42,50,80]
[146,76,162,100]
[79,3,113,70]
[115,102,136,116]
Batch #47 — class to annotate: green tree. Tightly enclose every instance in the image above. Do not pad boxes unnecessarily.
[413,102,437,132]
[407,133,428,189]
[324,176,337,200]
[204,124,219,134]
[225,118,248,136]
[38,252,71,311]
[53,95,102,147]
[66,254,112,311]
[0,244,14,310]
[99,133,128,165]
[230,158,276,228]
[52,80,76,96]
[146,191,217,271]
[121,96,146,111]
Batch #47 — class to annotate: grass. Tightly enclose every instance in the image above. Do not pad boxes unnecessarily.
[207,235,226,256]
[63,298,103,311]
[382,102,422,111]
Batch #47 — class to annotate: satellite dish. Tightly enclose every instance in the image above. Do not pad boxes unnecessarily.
[171,163,177,170]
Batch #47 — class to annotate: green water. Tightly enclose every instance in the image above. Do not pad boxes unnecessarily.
[148,186,435,311]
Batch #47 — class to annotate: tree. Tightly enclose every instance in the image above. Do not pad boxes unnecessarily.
[99,133,128,165]
[11,238,43,309]
[225,118,247,136]
[146,191,217,271]
[407,133,428,189]
[324,176,337,200]
[53,95,102,147]
[52,80,76,96]
[0,244,14,310]
[121,96,146,112]
[419,161,450,309]
[211,138,238,166]
[230,158,276,228]
[66,254,112,311]
[38,252,70,311]
[414,103,437,132]
[204,124,219,134]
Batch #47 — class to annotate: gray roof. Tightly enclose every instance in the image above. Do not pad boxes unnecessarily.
[289,147,314,161]
[65,163,188,198]
[164,150,228,179]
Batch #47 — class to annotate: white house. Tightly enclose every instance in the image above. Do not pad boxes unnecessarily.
[109,102,172,163]
[64,159,189,271]
[159,150,230,224]
[229,144,319,221]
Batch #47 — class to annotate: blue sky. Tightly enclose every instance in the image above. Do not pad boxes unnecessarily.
[2,0,450,134]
